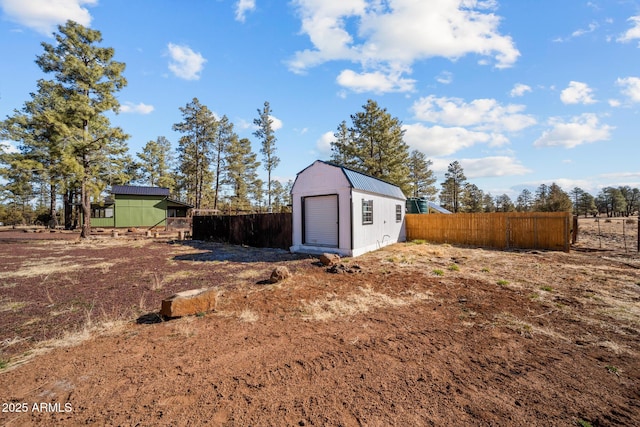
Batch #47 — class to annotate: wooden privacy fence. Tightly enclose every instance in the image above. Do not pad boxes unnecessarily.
[406,212,573,252]
[192,213,292,249]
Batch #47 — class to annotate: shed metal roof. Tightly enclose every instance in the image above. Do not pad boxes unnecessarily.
[112,185,170,196]
[428,201,452,214]
[322,161,406,200]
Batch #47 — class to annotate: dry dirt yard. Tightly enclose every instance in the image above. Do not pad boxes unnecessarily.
[0,218,638,426]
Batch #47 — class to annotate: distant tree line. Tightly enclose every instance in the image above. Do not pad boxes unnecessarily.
[0,21,289,232]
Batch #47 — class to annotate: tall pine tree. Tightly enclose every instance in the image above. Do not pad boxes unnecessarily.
[331,100,410,194]
[225,136,260,213]
[253,101,280,213]
[34,21,128,237]
[407,150,437,199]
[173,98,217,209]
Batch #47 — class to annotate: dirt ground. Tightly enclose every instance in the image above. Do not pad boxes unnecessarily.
[0,218,638,426]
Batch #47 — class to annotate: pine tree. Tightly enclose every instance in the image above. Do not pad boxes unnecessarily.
[137,136,175,190]
[547,183,573,212]
[534,184,550,211]
[516,188,533,212]
[332,100,410,194]
[439,161,467,213]
[35,20,128,237]
[407,150,437,199]
[482,193,496,212]
[0,79,70,227]
[495,194,515,212]
[212,116,236,210]
[577,191,596,217]
[330,120,356,167]
[461,183,484,212]
[224,137,260,213]
[173,98,217,209]
[253,101,280,212]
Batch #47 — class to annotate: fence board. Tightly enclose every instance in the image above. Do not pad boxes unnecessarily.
[406,212,571,251]
[192,213,292,249]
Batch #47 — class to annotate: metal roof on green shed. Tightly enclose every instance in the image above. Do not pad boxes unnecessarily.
[112,185,170,196]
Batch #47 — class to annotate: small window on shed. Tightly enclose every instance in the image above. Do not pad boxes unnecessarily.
[396,204,402,222]
[91,207,113,218]
[362,199,373,224]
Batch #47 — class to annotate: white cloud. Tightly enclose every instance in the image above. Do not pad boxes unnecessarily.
[120,102,154,115]
[269,115,283,131]
[460,156,531,178]
[616,76,640,103]
[617,15,640,45]
[608,99,621,107]
[435,71,453,85]
[571,21,598,38]
[336,68,416,93]
[0,140,19,154]
[403,123,491,157]
[235,0,256,23]
[0,0,96,35]
[411,95,536,133]
[533,114,613,149]
[288,0,519,93]
[167,43,207,80]
[560,81,596,105]
[316,131,334,154]
[509,83,531,97]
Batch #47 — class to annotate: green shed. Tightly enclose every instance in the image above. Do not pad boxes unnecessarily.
[90,185,192,230]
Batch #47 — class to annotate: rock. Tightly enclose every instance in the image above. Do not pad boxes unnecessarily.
[160,288,217,318]
[269,266,291,283]
[326,263,363,274]
[319,253,340,266]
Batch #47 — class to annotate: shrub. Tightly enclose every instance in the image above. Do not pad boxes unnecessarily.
[433,269,444,276]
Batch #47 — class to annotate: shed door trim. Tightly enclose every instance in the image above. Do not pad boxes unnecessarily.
[302,194,339,248]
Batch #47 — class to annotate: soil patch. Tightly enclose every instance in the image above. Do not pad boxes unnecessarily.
[0,219,638,426]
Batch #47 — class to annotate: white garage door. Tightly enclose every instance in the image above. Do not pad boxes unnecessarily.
[304,195,338,247]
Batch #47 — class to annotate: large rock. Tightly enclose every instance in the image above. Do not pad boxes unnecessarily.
[269,266,291,283]
[160,288,217,318]
[319,253,340,266]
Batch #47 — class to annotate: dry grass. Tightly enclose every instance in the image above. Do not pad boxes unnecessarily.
[238,309,259,323]
[5,317,128,372]
[300,287,432,321]
[0,258,115,279]
[0,298,28,312]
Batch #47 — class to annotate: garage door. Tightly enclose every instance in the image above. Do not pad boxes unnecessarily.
[304,195,338,247]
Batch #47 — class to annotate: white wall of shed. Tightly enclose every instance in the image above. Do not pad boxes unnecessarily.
[351,190,406,256]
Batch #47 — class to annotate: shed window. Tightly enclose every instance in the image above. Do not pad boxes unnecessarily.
[362,200,373,224]
[91,207,113,218]
[396,204,402,222]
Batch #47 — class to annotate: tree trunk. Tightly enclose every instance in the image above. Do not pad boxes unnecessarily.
[80,174,91,238]
[49,183,58,229]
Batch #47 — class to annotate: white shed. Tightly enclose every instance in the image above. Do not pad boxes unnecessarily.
[290,160,407,257]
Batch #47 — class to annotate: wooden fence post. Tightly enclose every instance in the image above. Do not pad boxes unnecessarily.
[572,216,578,244]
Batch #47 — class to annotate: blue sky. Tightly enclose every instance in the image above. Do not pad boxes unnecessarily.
[1,0,639,200]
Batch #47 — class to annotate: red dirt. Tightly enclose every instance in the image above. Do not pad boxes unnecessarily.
[0,219,639,426]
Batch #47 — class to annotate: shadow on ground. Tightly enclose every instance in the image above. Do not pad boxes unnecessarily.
[171,240,309,263]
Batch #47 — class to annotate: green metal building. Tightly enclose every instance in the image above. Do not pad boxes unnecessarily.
[90,185,192,230]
